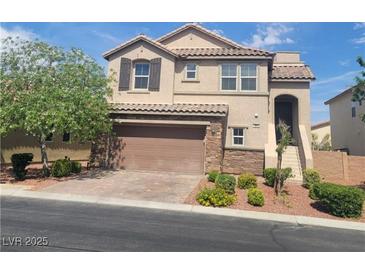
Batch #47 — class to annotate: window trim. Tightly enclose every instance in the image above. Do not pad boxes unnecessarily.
[220,63,238,91]
[232,127,245,146]
[133,62,150,90]
[185,63,198,80]
[240,63,258,92]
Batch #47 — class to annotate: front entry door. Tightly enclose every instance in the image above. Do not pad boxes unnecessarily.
[275,101,293,142]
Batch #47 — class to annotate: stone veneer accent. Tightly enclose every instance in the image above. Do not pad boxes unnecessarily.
[222,148,265,175]
[90,113,227,172]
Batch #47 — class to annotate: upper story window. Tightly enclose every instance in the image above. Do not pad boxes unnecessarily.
[134,62,150,90]
[351,101,356,118]
[221,64,237,90]
[240,63,257,91]
[232,128,245,146]
[186,63,197,80]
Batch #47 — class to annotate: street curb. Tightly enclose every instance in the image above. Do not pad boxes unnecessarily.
[1,187,365,232]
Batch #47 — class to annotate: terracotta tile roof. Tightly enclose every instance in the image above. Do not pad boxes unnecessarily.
[157,23,243,49]
[270,65,315,80]
[103,35,177,60]
[171,47,271,57]
[109,103,228,116]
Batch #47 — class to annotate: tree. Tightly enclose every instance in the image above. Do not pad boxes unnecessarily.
[351,56,365,122]
[311,133,332,151]
[0,37,114,176]
[274,120,293,195]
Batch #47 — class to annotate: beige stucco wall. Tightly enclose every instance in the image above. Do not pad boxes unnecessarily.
[274,52,301,64]
[1,130,91,164]
[174,60,269,93]
[160,29,230,48]
[174,94,268,149]
[311,124,331,144]
[328,92,365,155]
[269,81,312,142]
[107,41,175,104]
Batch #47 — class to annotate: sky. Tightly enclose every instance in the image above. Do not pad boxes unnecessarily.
[1,22,364,124]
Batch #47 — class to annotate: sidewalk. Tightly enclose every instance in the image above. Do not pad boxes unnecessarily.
[1,184,364,232]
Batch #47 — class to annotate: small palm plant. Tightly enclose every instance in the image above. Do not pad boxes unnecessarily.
[274,120,293,195]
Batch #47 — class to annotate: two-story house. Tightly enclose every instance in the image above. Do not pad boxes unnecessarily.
[325,86,365,156]
[92,23,315,179]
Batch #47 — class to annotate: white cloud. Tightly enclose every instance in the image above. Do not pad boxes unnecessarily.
[0,25,37,41]
[354,22,365,30]
[243,23,294,49]
[92,30,120,44]
[211,29,224,36]
[352,35,365,44]
[312,70,359,86]
[352,23,365,44]
[338,59,351,66]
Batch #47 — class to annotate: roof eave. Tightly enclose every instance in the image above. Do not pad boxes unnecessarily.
[103,36,177,60]
[109,110,227,117]
[156,23,243,49]
[181,56,272,60]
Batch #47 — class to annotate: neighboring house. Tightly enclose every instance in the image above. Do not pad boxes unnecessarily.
[311,121,331,145]
[1,130,91,164]
[91,23,315,177]
[325,86,365,156]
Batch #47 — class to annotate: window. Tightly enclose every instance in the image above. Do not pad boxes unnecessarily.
[232,128,244,146]
[221,64,237,90]
[134,63,150,89]
[352,101,357,118]
[241,63,257,91]
[63,132,71,143]
[45,133,53,142]
[186,63,197,80]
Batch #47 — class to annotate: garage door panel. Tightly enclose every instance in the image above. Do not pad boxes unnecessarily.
[112,125,205,174]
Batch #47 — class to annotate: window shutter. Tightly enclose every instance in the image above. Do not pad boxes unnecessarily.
[119,58,131,91]
[148,58,161,91]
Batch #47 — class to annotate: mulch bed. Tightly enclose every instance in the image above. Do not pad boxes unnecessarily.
[0,167,89,191]
[184,177,365,223]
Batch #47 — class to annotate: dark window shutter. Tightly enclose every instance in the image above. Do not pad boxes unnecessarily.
[148,58,161,91]
[119,58,131,91]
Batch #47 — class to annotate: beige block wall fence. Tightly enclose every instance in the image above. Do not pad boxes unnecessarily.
[312,150,365,185]
[1,130,91,164]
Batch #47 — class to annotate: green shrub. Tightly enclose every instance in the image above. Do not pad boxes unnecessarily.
[278,167,293,185]
[215,174,236,194]
[237,172,257,189]
[303,169,321,189]
[308,183,319,200]
[247,188,265,207]
[51,159,72,177]
[196,187,236,207]
[207,170,219,182]
[11,153,33,180]
[263,168,276,187]
[312,182,364,218]
[70,160,82,174]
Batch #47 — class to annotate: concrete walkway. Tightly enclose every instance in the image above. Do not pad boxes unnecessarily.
[1,184,364,232]
[35,170,202,204]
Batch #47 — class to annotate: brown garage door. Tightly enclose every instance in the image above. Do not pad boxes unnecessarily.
[110,124,205,174]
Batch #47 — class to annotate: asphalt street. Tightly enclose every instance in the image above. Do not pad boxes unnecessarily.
[1,196,364,251]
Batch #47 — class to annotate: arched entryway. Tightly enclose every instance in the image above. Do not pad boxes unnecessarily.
[274,95,299,143]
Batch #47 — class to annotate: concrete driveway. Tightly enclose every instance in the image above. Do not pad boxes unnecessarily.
[39,170,202,203]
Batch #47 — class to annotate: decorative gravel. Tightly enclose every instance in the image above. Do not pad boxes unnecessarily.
[185,177,365,223]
